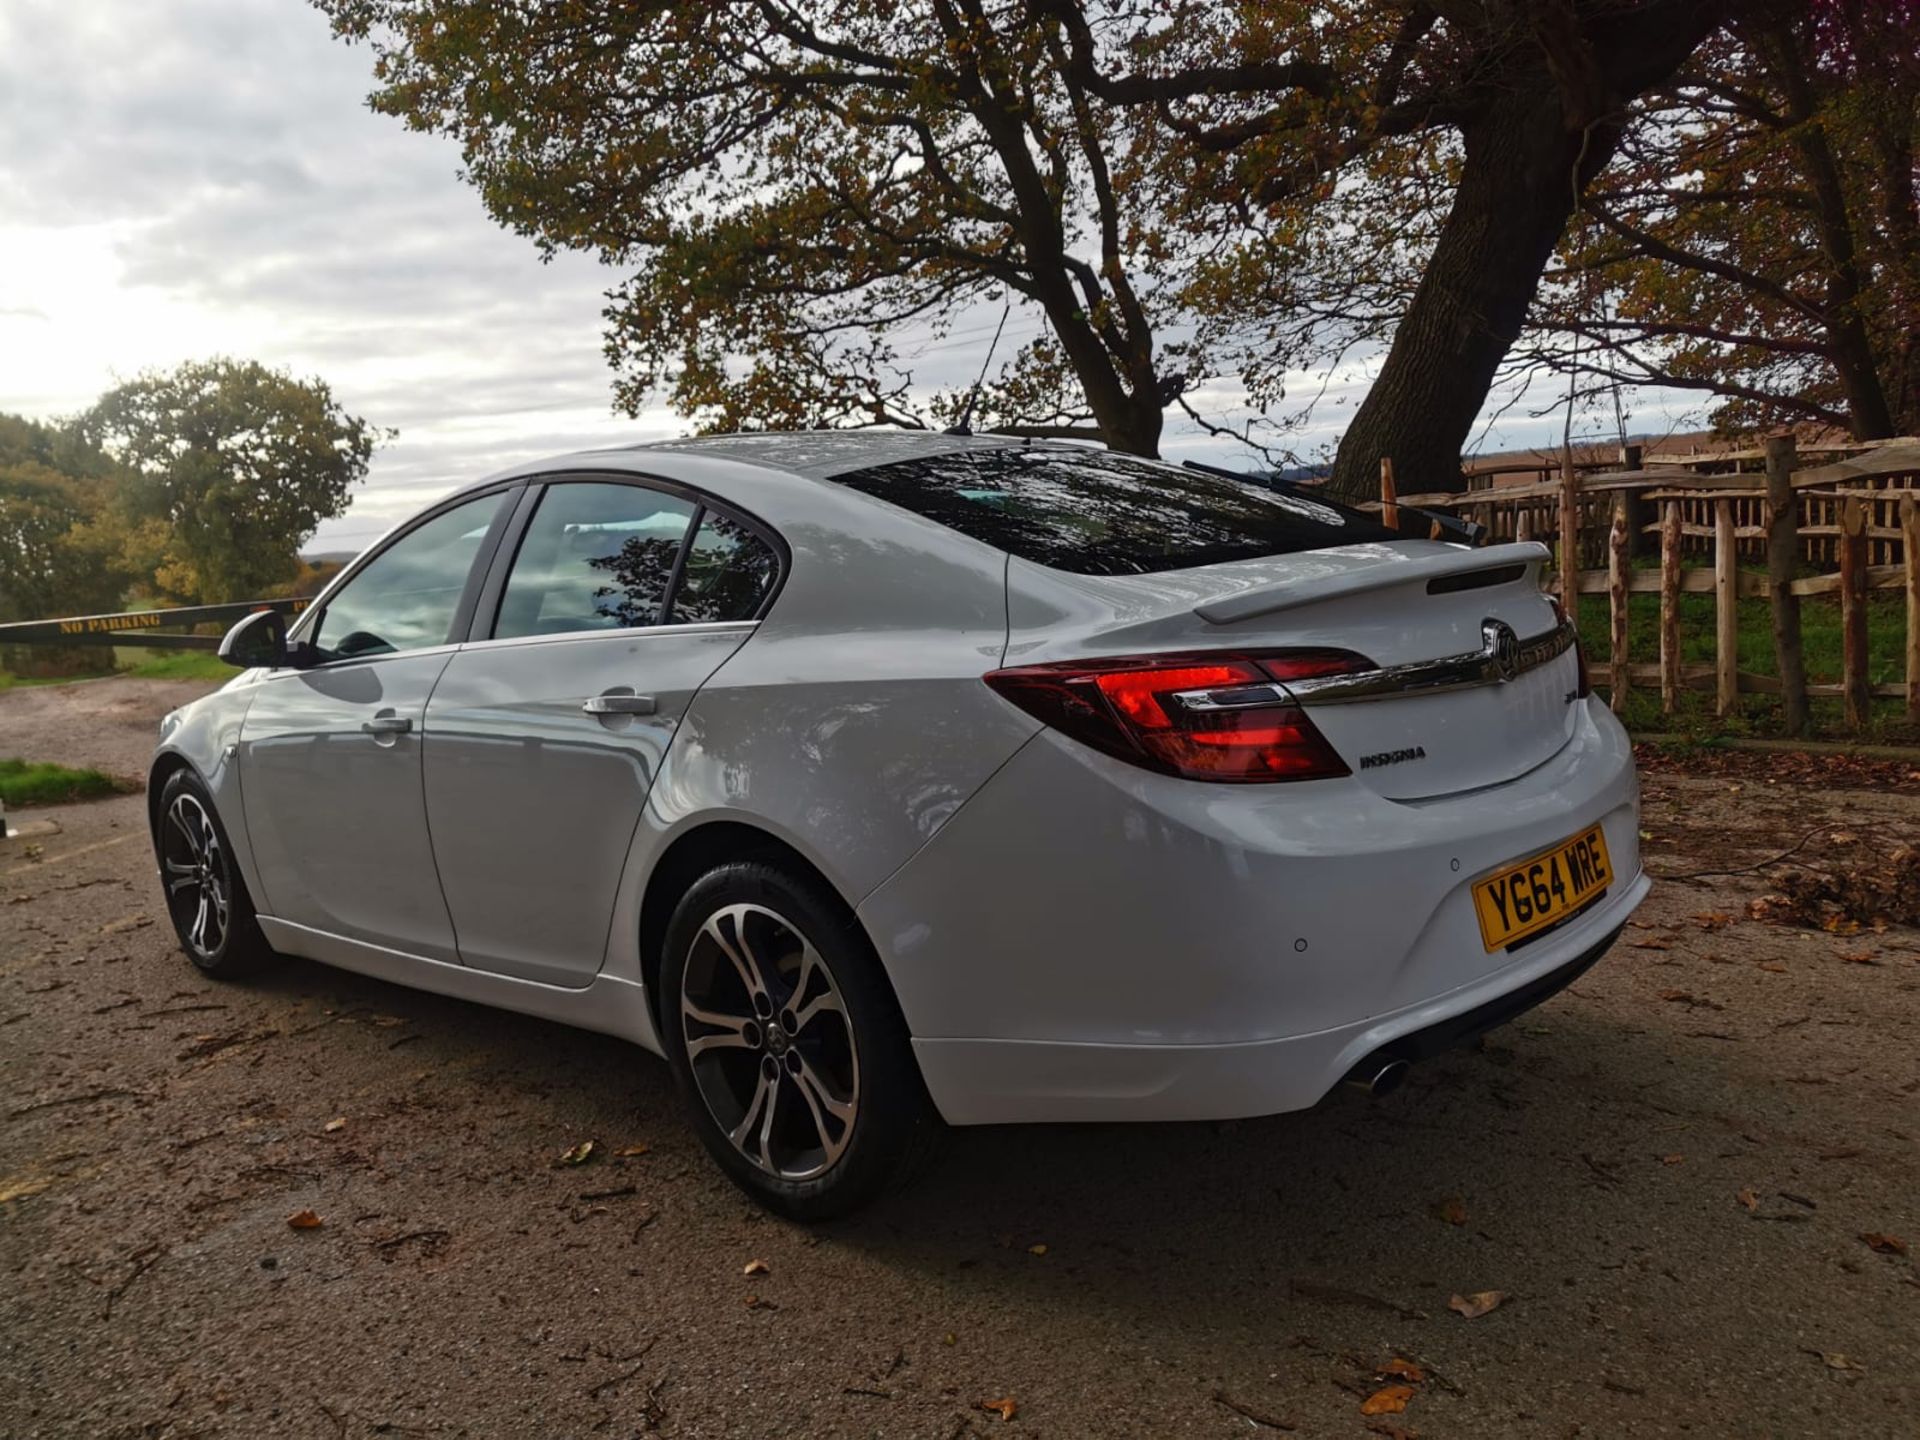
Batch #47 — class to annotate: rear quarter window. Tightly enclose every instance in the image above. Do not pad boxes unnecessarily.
[829,447,1397,576]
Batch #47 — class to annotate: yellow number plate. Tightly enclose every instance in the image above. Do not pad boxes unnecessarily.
[1472,826,1612,951]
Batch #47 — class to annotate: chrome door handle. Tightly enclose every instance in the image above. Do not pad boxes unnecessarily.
[582,693,657,716]
[360,716,413,736]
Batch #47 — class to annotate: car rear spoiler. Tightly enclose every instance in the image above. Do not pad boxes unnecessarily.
[1193,542,1550,625]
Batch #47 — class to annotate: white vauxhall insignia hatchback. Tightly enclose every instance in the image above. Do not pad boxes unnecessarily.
[151,433,1646,1216]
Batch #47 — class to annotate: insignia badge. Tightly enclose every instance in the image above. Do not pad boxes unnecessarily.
[1482,618,1522,681]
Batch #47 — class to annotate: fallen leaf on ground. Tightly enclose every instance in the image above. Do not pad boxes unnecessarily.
[1836,949,1881,965]
[743,1294,777,1311]
[1360,1385,1414,1416]
[1629,937,1672,950]
[1737,1188,1760,1212]
[1447,1291,1506,1319]
[1694,912,1732,931]
[1822,1352,1864,1372]
[556,1141,596,1167]
[1430,1198,1467,1227]
[1757,961,1788,973]
[1027,1243,1048,1256]
[742,1258,770,1277]
[286,1209,323,1230]
[976,1397,1018,1422]
[614,1144,649,1158]
[368,1014,407,1028]
[1379,1357,1425,1383]
[322,1117,346,1133]
[1660,1154,1685,1166]
[1860,1232,1908,1256]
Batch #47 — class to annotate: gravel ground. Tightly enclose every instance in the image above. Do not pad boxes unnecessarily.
[2,680,1917,1438]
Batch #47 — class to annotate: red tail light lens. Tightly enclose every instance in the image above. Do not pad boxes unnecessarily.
[984,650,1370,782]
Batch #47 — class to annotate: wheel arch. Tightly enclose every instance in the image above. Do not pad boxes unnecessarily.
[146,750,199,847]
[638,819,907,1041]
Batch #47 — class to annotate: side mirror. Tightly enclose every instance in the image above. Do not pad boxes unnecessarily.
[218,609,290,669]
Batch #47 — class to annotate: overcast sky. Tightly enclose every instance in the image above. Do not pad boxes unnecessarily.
[0,0,1698,555]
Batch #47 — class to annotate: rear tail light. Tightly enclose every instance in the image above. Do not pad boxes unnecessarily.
[984,650,1371,782]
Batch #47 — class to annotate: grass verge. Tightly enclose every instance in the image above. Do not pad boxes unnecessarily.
[0,647,234,689]
[1575,563,1917,744]
[0,758,134,807]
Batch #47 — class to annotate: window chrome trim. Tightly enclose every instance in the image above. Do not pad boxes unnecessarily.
[455,619,760,654]
[1283,618,1576,707]
[258,640,465,680]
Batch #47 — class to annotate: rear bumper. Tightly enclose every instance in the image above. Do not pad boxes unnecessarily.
[862,696,1645,1125]
[908,881,1642,1125]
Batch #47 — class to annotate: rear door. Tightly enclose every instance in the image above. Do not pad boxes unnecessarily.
[423,477,782,987]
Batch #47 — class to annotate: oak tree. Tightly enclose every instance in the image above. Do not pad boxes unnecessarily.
[80,359,383,603]
[1526,0,1917,440]
[317,1,1381,456]
[1142,0,1729,496]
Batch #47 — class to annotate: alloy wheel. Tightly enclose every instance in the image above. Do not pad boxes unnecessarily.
[679,902,860,1181]
[161,793,230,960]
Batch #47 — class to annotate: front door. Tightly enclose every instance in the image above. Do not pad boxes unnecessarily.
[423,479,780,986]
[239,489,513,960]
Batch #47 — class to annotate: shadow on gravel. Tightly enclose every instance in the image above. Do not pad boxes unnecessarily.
[239,942,1714,1341]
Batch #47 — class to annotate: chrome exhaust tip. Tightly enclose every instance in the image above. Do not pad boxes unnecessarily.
[1345,1057,1410,1098]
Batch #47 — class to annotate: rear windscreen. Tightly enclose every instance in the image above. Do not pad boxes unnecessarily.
[830,447,1398,576]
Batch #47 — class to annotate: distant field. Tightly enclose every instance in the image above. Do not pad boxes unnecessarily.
[0,648,233,691]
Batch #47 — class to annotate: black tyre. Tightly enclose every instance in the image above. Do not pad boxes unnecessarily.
[660,861,935,1220]
[154,768,275,979]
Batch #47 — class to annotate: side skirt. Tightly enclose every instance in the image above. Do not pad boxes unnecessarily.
[256,916,666,1055]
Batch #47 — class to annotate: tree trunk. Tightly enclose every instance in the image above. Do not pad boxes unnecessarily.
[1771,28,1898,440]
[1326,82,1623,501]
[1324,1,1723,503]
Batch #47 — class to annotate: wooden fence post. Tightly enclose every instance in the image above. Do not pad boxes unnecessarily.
[1660,501,1681,714]
[1380,457,1400,531]
[1715,499,1738,716]
[1840,496,1870,729]
[1904,493,1920,726]
[1558,452,1580,626]
[1763,432,1808,734]
[1609,493,1630,711]
[1618,444,1646,559]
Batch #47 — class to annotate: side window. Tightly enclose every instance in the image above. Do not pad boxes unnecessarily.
[494,482,696,640]
[311,491,507,661]
[668,510,779,624]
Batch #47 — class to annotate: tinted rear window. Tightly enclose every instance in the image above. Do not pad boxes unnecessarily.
[830,447,1397,575]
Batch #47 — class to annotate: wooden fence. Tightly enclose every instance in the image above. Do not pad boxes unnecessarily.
[1376,437,1920,733]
